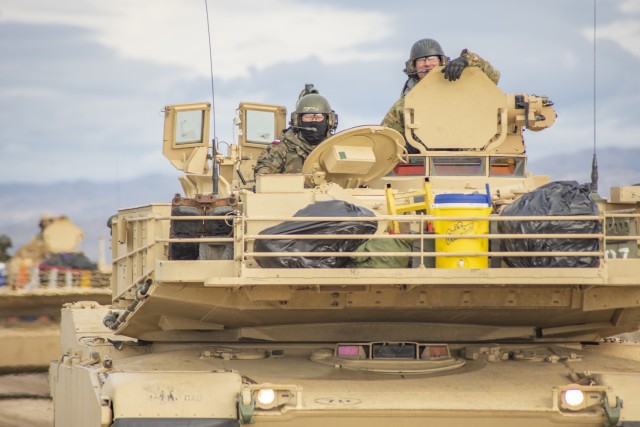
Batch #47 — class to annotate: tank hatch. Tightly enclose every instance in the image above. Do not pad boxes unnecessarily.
[404,67,555,153]
[301,125,405,188]
[43,217,84,253]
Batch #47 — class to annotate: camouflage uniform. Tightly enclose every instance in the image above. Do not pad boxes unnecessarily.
[254,129,318,175]
[382,49,500,136]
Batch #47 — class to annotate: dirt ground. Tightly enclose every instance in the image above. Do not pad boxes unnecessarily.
[0,373,52,427]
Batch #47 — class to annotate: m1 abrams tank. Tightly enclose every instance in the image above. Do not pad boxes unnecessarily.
[50,68,640,426]
[0,215,111,370]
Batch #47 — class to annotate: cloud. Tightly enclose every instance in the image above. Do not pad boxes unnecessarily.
[578,0,640,58]
[1,0,638,186]
[558,50,581,69]
[621,0,640,13]
[1,0,394,80]
[596,20,640,57]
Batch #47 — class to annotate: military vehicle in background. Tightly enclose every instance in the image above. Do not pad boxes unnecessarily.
[50,68,640,426]
[0,215,111,370]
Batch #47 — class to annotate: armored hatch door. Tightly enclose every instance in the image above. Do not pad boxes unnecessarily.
[163,102,216,197]
[301,125,405,188]
[163,102,211,175]
[43,217,84,253]
[237,102,287,186]
[404,67,507,152]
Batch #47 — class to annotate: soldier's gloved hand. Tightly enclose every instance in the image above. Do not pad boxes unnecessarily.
[442,56,469,81]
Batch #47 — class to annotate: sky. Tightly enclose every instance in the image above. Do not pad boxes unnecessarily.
[0,0,639,185]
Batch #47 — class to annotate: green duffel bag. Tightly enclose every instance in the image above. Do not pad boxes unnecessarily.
[347,237,413,268]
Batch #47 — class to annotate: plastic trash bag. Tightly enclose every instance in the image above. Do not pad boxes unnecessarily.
[254,200,377,268]
[498,181,600,268]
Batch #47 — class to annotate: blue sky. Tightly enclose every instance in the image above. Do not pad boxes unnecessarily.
[1,0,639,184]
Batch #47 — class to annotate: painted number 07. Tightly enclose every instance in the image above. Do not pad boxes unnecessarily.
[605,247,630,259]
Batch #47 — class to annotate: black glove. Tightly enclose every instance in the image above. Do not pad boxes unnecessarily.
[442,56,469,81]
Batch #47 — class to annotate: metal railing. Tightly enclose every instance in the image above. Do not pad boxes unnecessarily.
[241,214,614,267]
[148,212,639,265]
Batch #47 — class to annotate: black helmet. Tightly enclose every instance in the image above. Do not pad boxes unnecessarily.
[404,38,447,76]
[409,38,445,61]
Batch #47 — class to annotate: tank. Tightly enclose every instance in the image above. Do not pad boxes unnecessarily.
[49,68,640,426]
[0,215,111,370]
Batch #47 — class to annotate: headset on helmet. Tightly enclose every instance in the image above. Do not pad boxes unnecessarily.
[404,38,448,76]
[289,84,338,135]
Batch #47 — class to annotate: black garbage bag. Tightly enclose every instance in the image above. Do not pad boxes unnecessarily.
[498,181,600,268]
[41,253,97,270]
[254,200,378,268]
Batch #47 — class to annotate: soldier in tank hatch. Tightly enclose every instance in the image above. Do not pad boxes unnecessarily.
[382,38,500,152]
[254,85,338,175]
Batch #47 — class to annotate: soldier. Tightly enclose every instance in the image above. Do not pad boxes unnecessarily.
[382,38,500,152]
[254,88,338,175]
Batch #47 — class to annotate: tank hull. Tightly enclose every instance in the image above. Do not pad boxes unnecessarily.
[50,302,640,426]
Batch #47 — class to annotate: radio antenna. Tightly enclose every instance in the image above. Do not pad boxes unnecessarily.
[590,0,599,194]
[204,0,217,139]
[204,0,219,194]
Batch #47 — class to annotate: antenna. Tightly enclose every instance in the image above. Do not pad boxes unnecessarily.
[204,0,219,194]
[590,0,599,193]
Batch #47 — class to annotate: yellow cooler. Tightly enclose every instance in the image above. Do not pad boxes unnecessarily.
[432,192,493,269]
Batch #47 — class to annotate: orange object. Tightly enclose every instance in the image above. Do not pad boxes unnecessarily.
[17,262,29,287]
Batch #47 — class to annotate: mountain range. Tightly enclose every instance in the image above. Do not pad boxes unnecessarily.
[527,147,640,193]
[1,147,638,263]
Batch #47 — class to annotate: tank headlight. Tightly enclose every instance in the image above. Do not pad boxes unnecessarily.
[243,383,301,411]
[257,388,276,406]
[554,384,618,413]
[563,389,584,408]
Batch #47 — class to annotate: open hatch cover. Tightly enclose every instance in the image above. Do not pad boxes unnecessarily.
[301,125,405,188]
